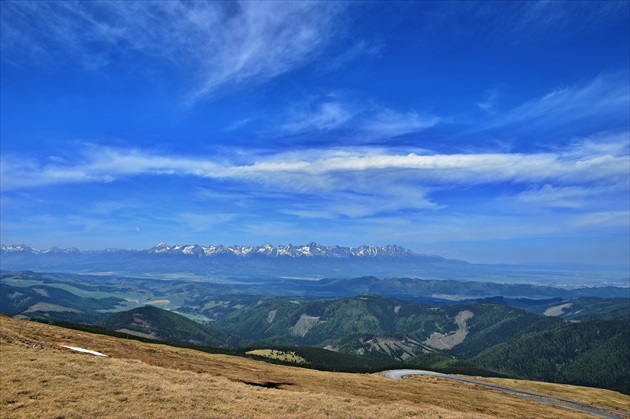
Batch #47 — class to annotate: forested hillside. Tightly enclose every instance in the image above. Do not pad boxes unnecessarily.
[473,320,630,393]
[98,306,235,347]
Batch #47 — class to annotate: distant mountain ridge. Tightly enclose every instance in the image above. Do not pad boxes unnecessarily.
[2,242,479,279]
[1,242,444,260]
[2,243,626,285]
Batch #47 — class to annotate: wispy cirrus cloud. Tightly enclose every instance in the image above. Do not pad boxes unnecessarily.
[485,73,629,130]
[280,99,361,133]
[317,39,385,73]
[570,211,630,229]
[426,1,627,43]
[510,0,627,35]
[179,212,239,232]
[477,88,500,115]
[277,94,439,141]
[0,1,345,102]
[2,138,627,250]
[188,2,344,102]
[516,184,628,209]
[2,135,628,189]
[2,134,628,221]
[361,110,439,139]
[282,184,440,219]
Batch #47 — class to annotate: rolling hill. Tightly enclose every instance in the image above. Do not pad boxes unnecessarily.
[524,297,630,321]
[0,282,125,323]
[210,295,629,393]
[473,320,630,393]
[98,305,235,347]
[210,295,562,352]
[2,270,627,325]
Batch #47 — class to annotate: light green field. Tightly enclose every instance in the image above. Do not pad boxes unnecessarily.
[1,278,45,287]
[45,283,120,299]
[141,294,185,310]
[177,312,210,323]
[246,349,308,364]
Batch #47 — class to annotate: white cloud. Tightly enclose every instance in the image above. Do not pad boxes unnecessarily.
[276,94,439,139]
[516,184,627,209]
[317,39,385,72]
[570,211,630,229]
[512,1,627,35]
[1,133,627,220]
[476,88,500,115]
[486,73,629,129]
[1,1,343,102]
[225,117,255,132]
[189,2,343,102]
[179,212,238,232]
[361,110,440,138]
[2,133,628,193]
[283,185,440,219]
[281,100,360,133]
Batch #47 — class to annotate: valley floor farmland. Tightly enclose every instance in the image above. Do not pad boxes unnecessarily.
[1,316,628,418]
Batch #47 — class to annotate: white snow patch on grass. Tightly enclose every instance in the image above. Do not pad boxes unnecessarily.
[61,345,108,357]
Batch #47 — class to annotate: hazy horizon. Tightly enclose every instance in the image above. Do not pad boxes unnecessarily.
[2,241,630,270]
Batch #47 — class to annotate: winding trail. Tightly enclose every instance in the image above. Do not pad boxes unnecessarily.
[379,370,630,419]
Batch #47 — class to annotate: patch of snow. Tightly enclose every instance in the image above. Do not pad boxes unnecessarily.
[150,242,170,253]
[202,246,217,255]
[61,345,108,357]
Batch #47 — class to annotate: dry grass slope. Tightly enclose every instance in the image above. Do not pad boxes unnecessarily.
[472,377,630,412]
[1,315,626,418]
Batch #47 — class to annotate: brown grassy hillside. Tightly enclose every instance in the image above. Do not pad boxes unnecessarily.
[0,315,626,418]
[472,376,629,412]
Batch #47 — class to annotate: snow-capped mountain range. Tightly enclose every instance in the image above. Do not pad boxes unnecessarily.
[1,243,624,285]
[0,242,477,280]
[0,242,425,259]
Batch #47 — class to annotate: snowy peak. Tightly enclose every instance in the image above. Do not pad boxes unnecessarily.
[0,244,36,253]
[0,245,79,254]
[0,242,473,279]
[1,242,427,259]
[149,242,171,253]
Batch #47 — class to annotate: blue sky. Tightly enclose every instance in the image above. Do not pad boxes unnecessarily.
[1,1,628,266]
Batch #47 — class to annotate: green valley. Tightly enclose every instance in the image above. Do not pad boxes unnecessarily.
[1,270,628,394]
